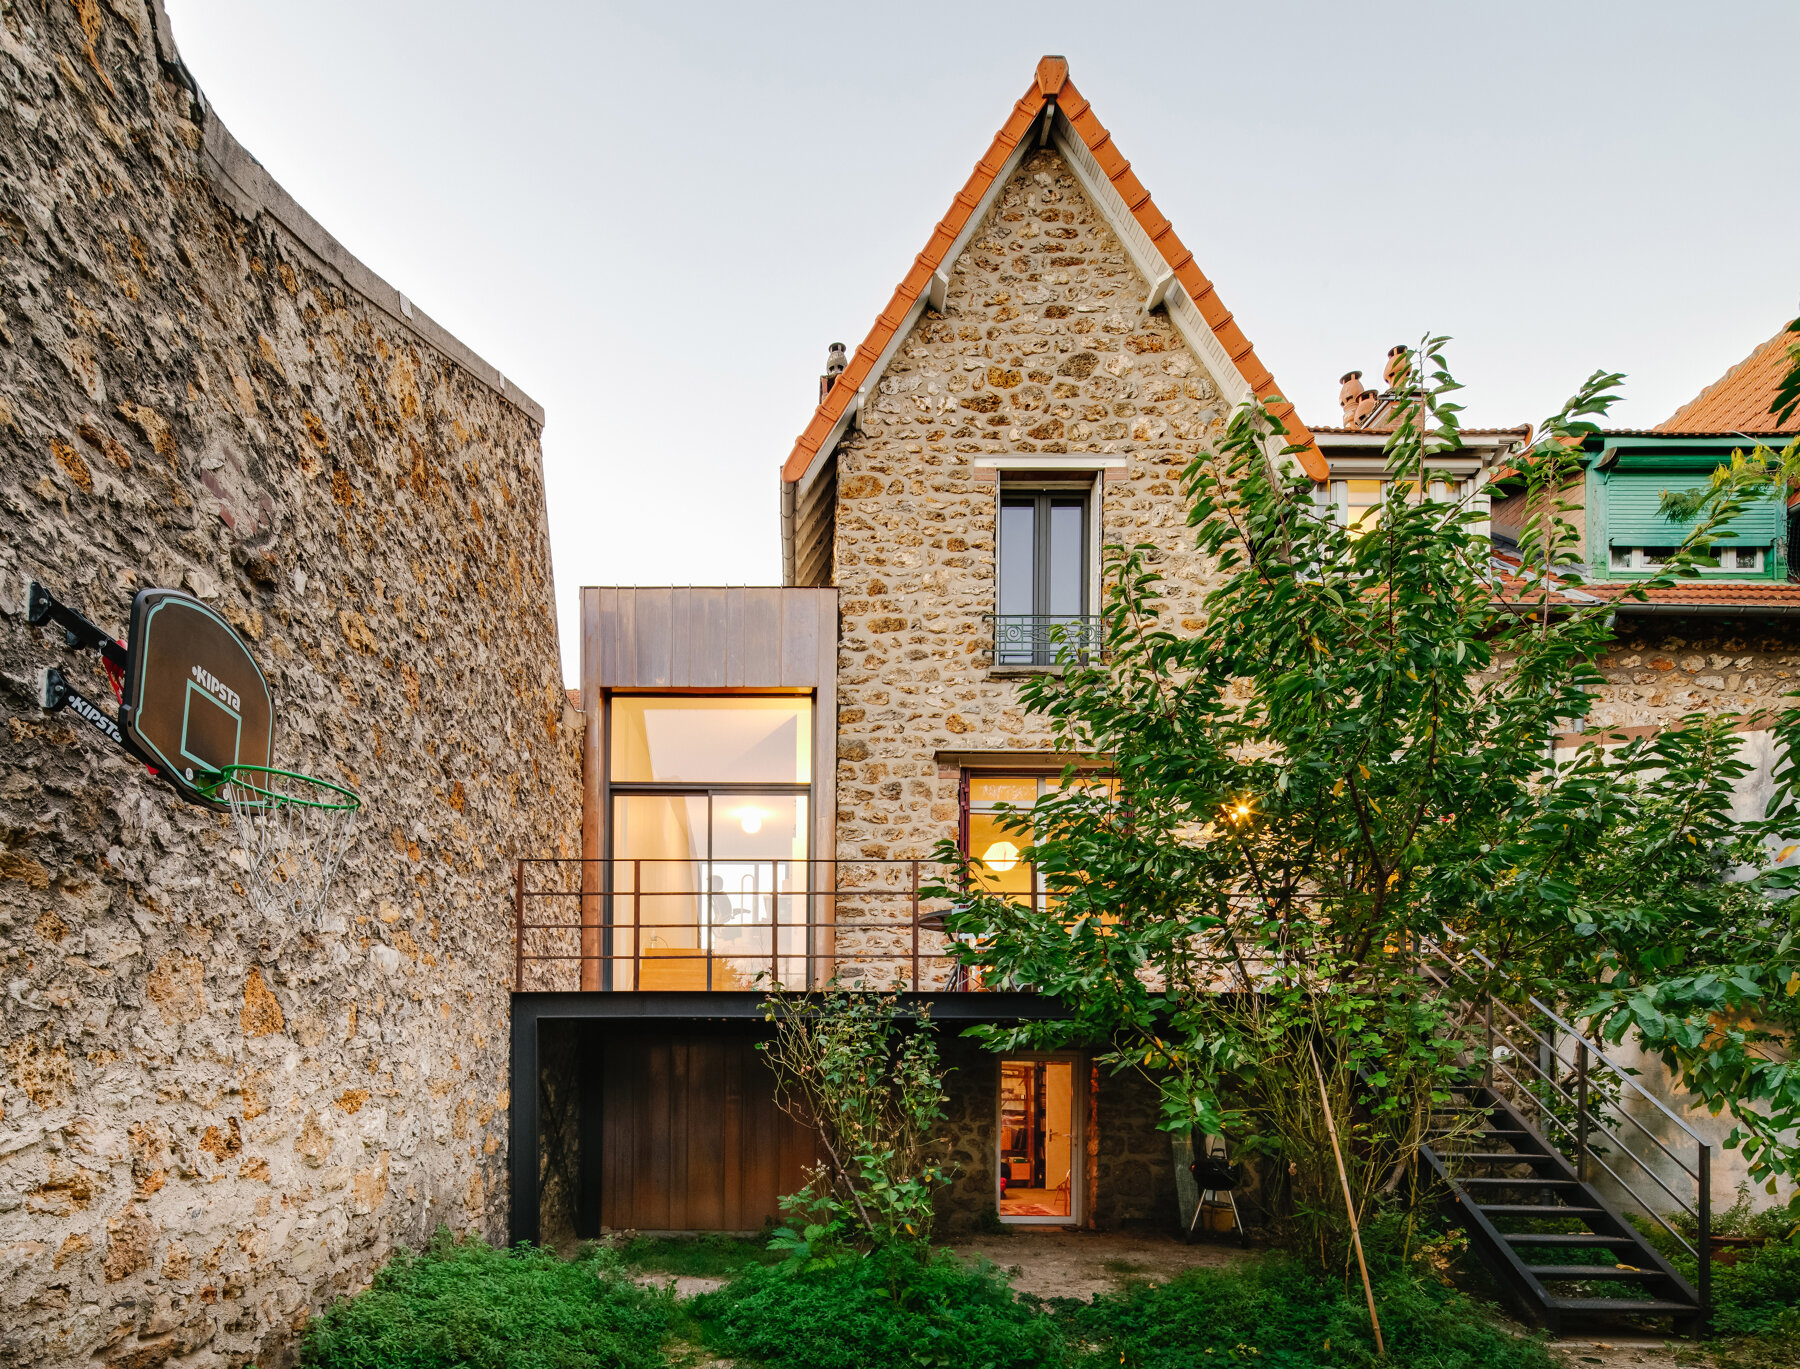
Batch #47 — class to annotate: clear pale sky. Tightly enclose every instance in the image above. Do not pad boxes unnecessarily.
[163,0,1800,681]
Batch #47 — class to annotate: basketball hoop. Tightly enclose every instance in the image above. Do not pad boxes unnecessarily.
[199,764,361,921]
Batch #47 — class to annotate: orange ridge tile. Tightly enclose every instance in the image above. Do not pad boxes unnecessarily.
[781,58,1323,485]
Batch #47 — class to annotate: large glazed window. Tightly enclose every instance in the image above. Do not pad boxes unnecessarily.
[964,771,1113,909]
[611,695,811,784]
[606,694,813,990]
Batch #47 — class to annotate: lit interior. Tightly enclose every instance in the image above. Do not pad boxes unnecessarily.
[999,1058,1074,1219]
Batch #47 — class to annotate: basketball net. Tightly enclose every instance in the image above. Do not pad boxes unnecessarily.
[203,766,361,922]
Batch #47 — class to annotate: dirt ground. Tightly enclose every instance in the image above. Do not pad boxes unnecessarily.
[942,1227,1254,1300]
[1546,1337,1702,1369]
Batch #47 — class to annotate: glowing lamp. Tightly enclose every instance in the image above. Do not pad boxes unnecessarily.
[982,841,1021,873]
[738,808,763,835]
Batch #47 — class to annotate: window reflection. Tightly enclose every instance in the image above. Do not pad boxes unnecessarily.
[611,696,810,784]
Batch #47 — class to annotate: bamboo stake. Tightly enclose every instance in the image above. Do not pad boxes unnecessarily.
[1309,1040,1385,1358]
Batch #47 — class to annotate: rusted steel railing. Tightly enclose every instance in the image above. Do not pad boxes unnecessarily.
[513,857,998,994]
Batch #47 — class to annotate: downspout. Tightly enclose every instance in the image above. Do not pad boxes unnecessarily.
[781,476,798,587]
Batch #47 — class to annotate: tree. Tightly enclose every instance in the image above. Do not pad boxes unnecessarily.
[933,342,1800,1248]
[759,985,952,1250]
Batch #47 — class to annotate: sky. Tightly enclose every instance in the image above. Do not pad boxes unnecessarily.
[162,0,1800,683]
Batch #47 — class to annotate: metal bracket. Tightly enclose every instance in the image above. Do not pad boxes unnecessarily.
[38,666,126,749]
[26,580,127,669]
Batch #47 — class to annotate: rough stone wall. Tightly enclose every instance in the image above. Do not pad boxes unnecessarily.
[0,3,579,1365]
[829,147,1232,978]
[1090,1067,1177,1230]
[1588,621,1800,732]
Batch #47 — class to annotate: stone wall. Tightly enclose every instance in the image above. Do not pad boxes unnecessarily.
[828,146,1231,978]
[0,3,579,1365]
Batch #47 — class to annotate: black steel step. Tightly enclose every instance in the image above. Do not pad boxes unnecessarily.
[1459,1177,1581,1189]
[1471,1203,1604,1217]
[1501,1232,1642,1248]
[1445,1152,1562,1164]
[1527,1265,1667,1282]
[1543,1297,1698,1314]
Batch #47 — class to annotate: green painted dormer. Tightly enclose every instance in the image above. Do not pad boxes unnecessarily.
[1585,435,1789,581]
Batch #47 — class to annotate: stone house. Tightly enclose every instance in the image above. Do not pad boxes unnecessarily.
[517,62,1798,1249]
[520,56,1393,1246]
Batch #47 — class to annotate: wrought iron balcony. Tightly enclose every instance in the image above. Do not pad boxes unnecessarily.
[985,614,1105,667]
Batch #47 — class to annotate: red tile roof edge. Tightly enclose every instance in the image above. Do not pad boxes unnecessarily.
[780,58,1324,485]
[1656,325,1800,435]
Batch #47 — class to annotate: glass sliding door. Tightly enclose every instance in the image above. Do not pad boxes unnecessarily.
[607,694,813,990]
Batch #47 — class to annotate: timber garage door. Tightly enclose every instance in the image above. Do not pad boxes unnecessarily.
[600,1024,821,1231]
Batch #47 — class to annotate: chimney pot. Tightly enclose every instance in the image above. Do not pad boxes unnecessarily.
[826,342,847,377]
[1383,345,1408,389]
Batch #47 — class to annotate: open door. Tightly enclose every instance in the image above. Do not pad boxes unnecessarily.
[997,1056,1081,1223]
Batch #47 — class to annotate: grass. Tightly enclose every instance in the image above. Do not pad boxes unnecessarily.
[1055,1256,1558,1369]
[612,1232,781,1280]
[297,1229,671,1369]
[688,1246,1062,1369]
[295,1225,1602,1369]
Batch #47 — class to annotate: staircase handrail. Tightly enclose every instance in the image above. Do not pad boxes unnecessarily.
[1421,933,1710,1148]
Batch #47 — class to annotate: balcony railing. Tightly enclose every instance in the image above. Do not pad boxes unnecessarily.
[514,857,1009,993]
[985,614,1105,667]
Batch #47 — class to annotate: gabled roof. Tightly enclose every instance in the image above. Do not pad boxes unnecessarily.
[781,56,1324,487]
[1655,324,1800,435]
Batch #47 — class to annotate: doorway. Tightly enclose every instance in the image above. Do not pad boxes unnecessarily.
[997,1056,1081,1223]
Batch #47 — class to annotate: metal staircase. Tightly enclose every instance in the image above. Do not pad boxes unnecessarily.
[1417,941,1715,1335]
[1420,1081,1702,1332]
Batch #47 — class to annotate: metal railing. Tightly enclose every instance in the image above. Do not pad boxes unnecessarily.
[985,614,1105,667]
[1420,937,1712,1313]
[514,857,1010,994]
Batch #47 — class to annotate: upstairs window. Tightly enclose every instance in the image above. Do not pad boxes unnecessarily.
[1608,546,1766,574]
[997,487,1092,665]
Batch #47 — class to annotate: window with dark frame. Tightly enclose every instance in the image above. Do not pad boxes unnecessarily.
[995,485,1093,666]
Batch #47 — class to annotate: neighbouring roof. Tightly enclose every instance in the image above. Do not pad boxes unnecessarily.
[781,56,1325,487]
[1655,325,1800,436]
[1487,550,1800,613]
[1309,425,1532,438]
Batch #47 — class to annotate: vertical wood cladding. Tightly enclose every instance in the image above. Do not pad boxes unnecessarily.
[597,1023,820,1232]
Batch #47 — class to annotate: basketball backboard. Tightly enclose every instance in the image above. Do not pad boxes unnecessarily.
[120,589,274,804]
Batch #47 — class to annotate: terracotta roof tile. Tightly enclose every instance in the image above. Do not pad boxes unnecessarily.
[781,57,1323,484]
[1656,325,1800,435]
[1593,582,1800,607]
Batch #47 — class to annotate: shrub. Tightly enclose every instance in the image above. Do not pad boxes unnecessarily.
[689,1246,1063,1369]
[1055,1257,1558,1369]
[299,1229,671,1369]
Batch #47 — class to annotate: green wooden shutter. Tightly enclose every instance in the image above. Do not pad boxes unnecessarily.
[1603,473,1780,547]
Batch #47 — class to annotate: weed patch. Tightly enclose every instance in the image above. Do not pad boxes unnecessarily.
[298,1230,670,1369]
[1055,1256,1559,1369]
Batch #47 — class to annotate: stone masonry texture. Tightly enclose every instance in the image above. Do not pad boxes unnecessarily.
[0,3,578,1365]
[829,147,1230,980]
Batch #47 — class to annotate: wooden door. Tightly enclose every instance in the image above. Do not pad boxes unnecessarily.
[599,1023,820,1231]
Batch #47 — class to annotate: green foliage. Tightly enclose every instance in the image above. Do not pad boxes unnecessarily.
[1773,314,1800,428]
[1056,1257,1557,1369]
[297,1230,670,1369]
[612,1232,779,1279]
[759,985,953,1248]
[926,340,1800,1245]
[690,1246,1062,1369]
